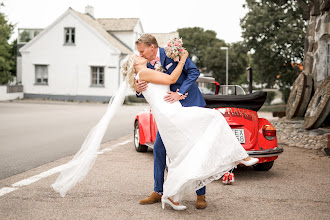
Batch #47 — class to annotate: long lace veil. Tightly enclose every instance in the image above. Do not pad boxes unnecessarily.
[51,79,128,197]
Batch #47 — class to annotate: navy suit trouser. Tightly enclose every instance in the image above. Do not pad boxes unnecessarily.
[153,131,206,195]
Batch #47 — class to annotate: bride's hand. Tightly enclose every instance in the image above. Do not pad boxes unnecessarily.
[179,49,189,62]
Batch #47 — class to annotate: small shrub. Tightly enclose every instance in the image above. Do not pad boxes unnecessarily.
[281,88,291,104]
[265,91,275,105]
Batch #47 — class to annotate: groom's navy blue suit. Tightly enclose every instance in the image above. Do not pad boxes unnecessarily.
[139,47,206,195]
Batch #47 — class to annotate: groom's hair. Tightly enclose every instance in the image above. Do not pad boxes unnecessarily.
[135,34,159,48]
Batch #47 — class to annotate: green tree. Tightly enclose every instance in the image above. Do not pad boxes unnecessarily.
[0,2,15,84]
[10,39,17,77]
[228,42,249,84]
[178,27,220,69]
[19,30,31,43]
[178,27,249,85]
[240,0,305,89]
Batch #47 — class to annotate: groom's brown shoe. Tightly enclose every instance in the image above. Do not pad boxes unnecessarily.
[139,191,162,205]
[196,195,207,209]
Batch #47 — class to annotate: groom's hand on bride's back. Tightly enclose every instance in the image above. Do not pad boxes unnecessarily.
[164,89,188,103]
[136,81,148,93]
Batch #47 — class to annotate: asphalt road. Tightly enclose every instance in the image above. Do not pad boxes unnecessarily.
[0,100,149,180]
[0,136,329,219]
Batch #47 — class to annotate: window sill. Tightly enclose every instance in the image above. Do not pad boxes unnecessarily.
[90,85,105,88]
[63,43,75,46]
[34,83,48,86]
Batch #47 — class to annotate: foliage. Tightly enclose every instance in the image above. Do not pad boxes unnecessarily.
[10,39,17,76]
[240,0,305,89]
[19,30,31,43]
[0,2,15,84]
[265,91,275,105]
[178,27,249,84]
[280,87,291,104]
[178,27,221,69]
[227,42,249,84]
[259,104,286,112]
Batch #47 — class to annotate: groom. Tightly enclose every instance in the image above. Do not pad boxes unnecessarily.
[135,34,207,209]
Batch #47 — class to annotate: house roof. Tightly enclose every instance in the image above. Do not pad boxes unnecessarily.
[97,18,140,32]
[73,9,133,54]
[149,32,179,47]
[20,8,134,55]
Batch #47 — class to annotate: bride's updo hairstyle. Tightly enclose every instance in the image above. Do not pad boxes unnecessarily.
[121,55,136,90]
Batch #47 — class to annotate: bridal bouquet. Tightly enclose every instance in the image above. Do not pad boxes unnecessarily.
[164,37,185,62]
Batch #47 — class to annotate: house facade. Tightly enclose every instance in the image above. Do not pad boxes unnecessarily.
[19,6,143,102]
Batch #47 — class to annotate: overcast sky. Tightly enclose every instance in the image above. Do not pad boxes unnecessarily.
[2,0,248,44]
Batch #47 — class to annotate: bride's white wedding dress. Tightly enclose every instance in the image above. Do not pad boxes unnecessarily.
[136,72,248,202]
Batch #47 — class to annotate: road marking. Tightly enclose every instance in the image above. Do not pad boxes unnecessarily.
[0,139,132,197]
[12,164,67,187]
[97,139,132,154]
[0,187,18,197]
[96,149,112,154]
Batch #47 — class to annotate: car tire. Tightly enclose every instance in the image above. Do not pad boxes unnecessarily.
[252,161,274,171]
[134,121,148,152]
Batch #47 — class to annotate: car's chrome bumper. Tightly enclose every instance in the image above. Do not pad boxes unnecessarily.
[247,146,284,158]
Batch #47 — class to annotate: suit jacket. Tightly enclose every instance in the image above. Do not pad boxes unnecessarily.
[139,47,206,107]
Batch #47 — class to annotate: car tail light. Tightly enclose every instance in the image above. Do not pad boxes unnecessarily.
[262,125,276,140]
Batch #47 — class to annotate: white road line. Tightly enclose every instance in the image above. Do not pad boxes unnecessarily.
[12,164,67,187]
[97,149,112,155]
[97,140,132,154]
[0,187,18,197]
[112,139,132,147]
[0,139,131,197]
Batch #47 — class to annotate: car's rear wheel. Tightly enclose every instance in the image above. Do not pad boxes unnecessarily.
[252,161,274,171]
[134,121,148,152]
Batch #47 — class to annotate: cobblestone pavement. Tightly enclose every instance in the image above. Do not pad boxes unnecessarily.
[271,118,330,152]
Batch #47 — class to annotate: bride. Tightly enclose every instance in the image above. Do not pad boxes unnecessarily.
[52,49,258,211]
[122,50,258,210]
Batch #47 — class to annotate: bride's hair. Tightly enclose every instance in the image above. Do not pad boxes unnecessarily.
[121,55,136,90]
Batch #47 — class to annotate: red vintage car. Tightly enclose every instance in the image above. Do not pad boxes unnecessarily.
[134,77,283,171]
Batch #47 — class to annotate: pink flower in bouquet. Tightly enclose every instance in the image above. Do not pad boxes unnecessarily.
[164,37,185,63]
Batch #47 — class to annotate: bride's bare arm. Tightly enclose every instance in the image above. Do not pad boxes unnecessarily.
[139,50,189,85]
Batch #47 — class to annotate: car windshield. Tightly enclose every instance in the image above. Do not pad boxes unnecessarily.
[198,83,217,95]
[197,76,246,95]
[219,85,246,95]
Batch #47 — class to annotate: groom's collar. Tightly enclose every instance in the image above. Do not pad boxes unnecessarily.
[156,48,160,58]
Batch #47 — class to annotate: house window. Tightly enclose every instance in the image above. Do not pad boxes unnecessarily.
[64,28,75,45]
[91,67,104,87]
[327,42,330,77]
[35,65,48,85]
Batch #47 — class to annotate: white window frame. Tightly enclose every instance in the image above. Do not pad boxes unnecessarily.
[35,65,48,85]
[91,66,105,87]
[64,27,75,45]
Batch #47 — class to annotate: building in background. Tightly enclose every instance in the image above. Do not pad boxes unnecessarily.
[18,6,143,102]
[17,6,178,102]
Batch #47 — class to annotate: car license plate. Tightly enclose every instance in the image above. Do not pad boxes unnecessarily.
[232,129,245,144]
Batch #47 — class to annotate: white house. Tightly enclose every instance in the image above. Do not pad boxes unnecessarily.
[19,6,143,102]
